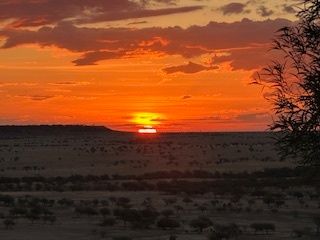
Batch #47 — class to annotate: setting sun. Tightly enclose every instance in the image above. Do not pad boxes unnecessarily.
[131,112,163,128]
[138,127,157,134]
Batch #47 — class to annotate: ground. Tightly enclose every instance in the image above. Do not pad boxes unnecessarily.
[0,127,318,239]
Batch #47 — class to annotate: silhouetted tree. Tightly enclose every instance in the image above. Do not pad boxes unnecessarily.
[100,217,116,227]
[250,222,275,235]
[157,217,180,230]
[182,196,192,205]
[100,208,111,219]
[161,209,175,218]
[208,223,242,240]
[254,0,320,166]
[9,207,28,217]
[190,216,212,232]
[0,195,14,207]
[3,218,15,229]
[169,235,177,240]
[42,215,56,224]
[74,206,98,217]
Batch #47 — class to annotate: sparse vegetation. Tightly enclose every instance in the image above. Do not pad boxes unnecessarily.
[0,127,318,239]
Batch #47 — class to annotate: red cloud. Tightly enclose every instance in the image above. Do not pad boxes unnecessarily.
[219,2,249,15]
[0,0,202,28]
[163,61,218,74]
[0,18,292,66]
[213,45,285,70]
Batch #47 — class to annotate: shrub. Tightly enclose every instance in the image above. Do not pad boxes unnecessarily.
[208,223,242,240]
[113,236,132,240]
[292,227,312,238]
[157,217,180,230]
[100,217,116,227]
[190,216,212,232]
[3,218,15,229]
[100,208,111,218]
[250,222,275,235]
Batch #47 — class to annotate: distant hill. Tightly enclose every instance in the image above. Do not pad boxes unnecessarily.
[0,125,114,137]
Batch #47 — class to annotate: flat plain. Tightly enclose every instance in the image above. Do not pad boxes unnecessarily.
[0,126,318,240]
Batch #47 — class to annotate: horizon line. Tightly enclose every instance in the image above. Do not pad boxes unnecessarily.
[0,124,272,134]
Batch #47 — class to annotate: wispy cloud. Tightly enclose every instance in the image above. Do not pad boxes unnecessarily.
[219,2,249,15]
[163,61,218,74]
[181,95,192,100]
[257,6,274,17]
[17,94,56,101]
[0,0,203,28]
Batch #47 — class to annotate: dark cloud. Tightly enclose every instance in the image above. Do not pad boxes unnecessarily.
[75,6,203,25]
[50,82,77,85]
[0,18,292,66]
[182,95,192,100]
[282,4,296,14]
[257,6,274,17]
[213,47,271,70]
[140,0,178,6]
[73,51,128,66]
[153,0,177,4]
[190,111,271,123]
[30,95,55,101]
[219,2,249,15]
[0,0,202,28]
[235,112,270,121]
[163,61,218,74]
[49,81,90,86]
[19,95,55,101]
[213,45,285,71]
[128,21,148,25]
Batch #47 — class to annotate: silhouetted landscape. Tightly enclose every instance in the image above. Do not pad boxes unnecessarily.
[0,125,319,240]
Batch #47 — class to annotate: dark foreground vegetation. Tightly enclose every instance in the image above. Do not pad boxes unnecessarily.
[0,125,113,138]
[0,167,319,193]
[0,127,318,239]
[0,168,319,239]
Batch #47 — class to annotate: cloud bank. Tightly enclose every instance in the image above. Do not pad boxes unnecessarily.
[0,18,292,67]
[0,0,202,28]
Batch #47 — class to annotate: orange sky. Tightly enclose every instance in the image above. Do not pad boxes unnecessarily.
[0,0,297,132]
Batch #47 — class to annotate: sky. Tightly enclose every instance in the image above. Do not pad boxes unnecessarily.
[0,0,298,132]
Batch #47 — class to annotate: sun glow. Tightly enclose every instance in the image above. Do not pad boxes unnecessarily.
[138,127,157,134]
[132,112,163,127]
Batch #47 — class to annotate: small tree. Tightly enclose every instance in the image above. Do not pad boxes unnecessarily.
[182,197,193,205]
[100,217,116,227]
[9,207,28,217]
[161,209,175,218]
[42,215,57,224]
[26,212,40,224]
[190,216,212,232]
[137,208,159,229]
[157,217,180,230]
[254,0,320,166]
[208,224,242,240]
[169,235,177,240]
[3,218,15,229]
[100,208,111,219]
[250,222,275,235]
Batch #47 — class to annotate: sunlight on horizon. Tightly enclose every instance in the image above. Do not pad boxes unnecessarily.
[131,112,164,128]
[138,126,157,134]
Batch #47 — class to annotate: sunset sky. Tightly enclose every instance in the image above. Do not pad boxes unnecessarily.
[0,0,298,132]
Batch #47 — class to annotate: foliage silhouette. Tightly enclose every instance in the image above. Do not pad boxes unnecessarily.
[254,0,320,166]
